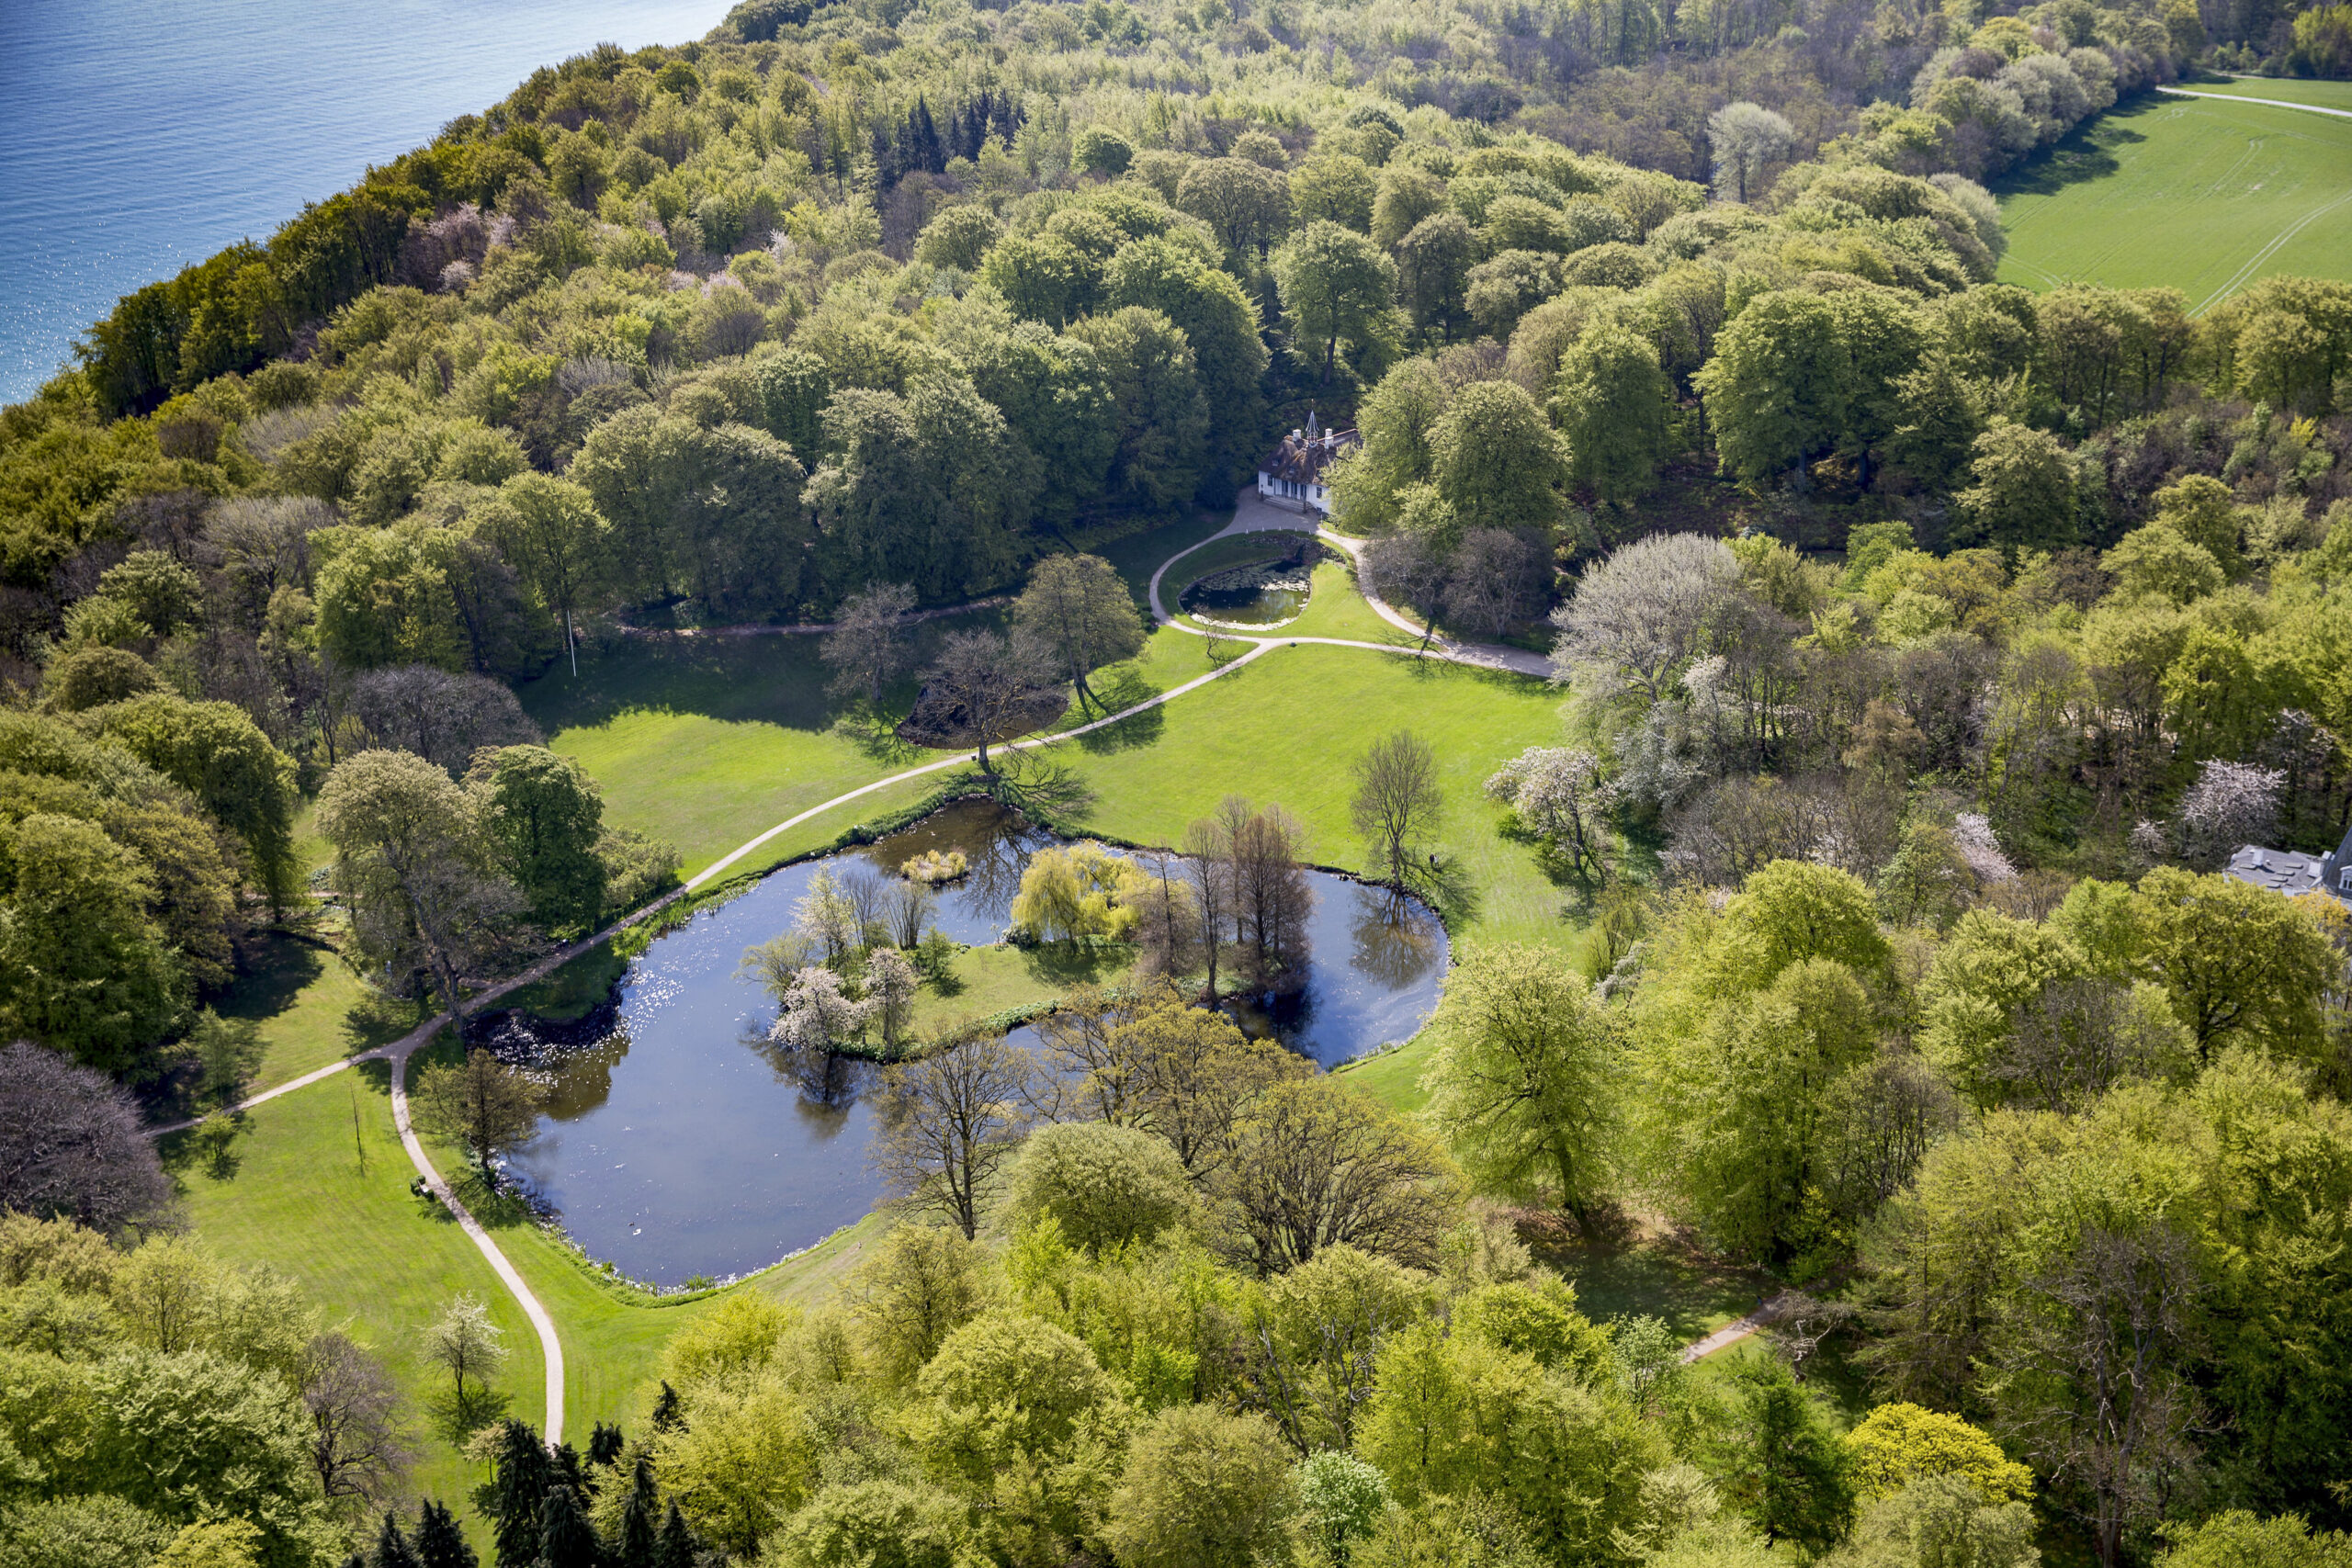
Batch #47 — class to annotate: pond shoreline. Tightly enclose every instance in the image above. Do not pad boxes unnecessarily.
[493,797,1449,1287]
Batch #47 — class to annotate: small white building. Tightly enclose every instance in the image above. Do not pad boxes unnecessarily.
[1256,412,1359,516]
[2225,823,2352,908]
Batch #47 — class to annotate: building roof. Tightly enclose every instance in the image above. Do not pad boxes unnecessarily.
[1261,412,1359,487]
[2225,822,2352,905]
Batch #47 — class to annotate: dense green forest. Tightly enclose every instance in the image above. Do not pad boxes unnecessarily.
[6,0,2352,1564]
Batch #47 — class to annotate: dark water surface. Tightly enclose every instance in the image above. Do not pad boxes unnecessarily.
[504,804,1447,1286]
[0,0,731,403]
[1179,560,1316,626]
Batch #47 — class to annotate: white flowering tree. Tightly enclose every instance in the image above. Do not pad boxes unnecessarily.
[1486,747,1614,885]
[2178,760,2285,870]
[862,947,920,1055]
[770,966,872,1055]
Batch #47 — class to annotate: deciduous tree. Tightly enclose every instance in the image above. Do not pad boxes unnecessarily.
[870,1029,1032,1238]
[1013,553,1146,713]
[413,1051,544,1185]
[1422,943,1620,1235]
[1351,730,1444,895]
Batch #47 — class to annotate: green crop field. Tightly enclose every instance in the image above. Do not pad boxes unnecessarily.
[1995,90,2352,308]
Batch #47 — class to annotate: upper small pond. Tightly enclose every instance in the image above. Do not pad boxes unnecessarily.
[1177,536,1329,626]
[500,801,1446,1286]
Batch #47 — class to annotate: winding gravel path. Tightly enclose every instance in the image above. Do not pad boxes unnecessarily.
[153,489,1574,1443]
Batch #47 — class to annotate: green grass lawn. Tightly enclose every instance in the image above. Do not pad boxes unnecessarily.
[909,941,1140,1034]
[2172,73,2352,111]
[210,931,426,1087]
[1059,644,1582,951]
[515,615,1002,880]
[1996,91,2352,307]
[1550,1240,1771,1341]
[163,1064,539,1530]
[1283,557,1419,646]
[1326,1041,1435,1114]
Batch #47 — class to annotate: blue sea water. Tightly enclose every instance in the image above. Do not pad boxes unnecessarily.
[0,0,736,406]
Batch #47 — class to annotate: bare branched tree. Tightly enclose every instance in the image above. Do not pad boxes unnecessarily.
[1359,534,1447,650]
[301,1331,413,1505]
[1813,1047,1960,1224]
[820,582,919,705]
[870,1028,1032,1238]
[1766,1296,1856,1387]
[1231,801,1314,992]
[884,878,937,950]
[918,627,1056,773]
[1351,730,1445,896]
[1129,851,1203,979]
[1990,1224,2204,1568]
[1182,810,1241,999]
[1991,979,2193,1115]
[1023,983,1160,1125]
[1440,528,1550,637]
[351,666,540,776]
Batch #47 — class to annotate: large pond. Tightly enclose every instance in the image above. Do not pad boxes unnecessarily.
[499,802,1447,1287]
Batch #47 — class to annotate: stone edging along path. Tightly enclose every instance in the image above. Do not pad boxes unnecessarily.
[148,493,1561,1444]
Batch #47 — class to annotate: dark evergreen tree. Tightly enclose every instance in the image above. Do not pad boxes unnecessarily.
[587,1422,625,1470]
[655,1503,699,1568]
[415,1500,479,1568]
[1722,1359,1857,1552]
[649,1382,684,1435]
[372,1512,422,1568]
[550,1442,587,1497]
[615,1459,660,1568]
[540,1485,601,1568]
[491,1420,551,1568]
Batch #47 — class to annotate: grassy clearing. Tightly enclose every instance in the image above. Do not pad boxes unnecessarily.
[214,931,425,1086]
[1327,1041,1435,1114]
[515,614,1001,879]
[1996,92,2352,304]
[910,941,1140,1034]
[1059,644,1582,951]
[1548,1238,1770,1340]
[2172,74,2352,110]
[1284,557,1419,646]
[163,1063,535,1529]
